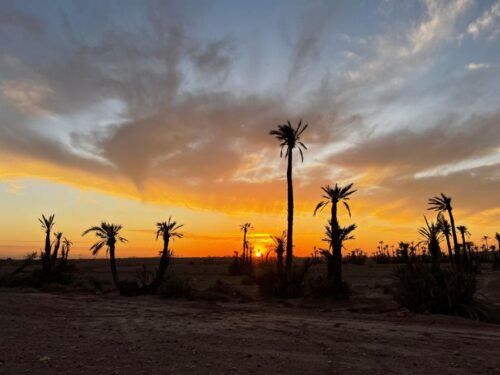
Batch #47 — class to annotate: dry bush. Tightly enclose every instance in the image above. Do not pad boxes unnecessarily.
[158,275,196,299]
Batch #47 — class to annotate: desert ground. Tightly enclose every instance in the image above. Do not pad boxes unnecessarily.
[1,258,500,374]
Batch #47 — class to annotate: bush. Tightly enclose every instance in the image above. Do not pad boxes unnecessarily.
[305,275,351,300]
[228,257,253,276]
[203,279,250,301]
[158,275,196,299]
[256,260,311,298]
[344,250,367,265]
[393,264,491,321]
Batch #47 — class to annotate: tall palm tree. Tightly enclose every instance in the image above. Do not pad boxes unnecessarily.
[82,222,127,290]
[314,183,356,291]
[321,223,356,290]
[270,120,308,275]
[437,213,453,262]
[428,193,459,264]
[240,223,253,263]
[39,214,55,280]
[149,218,183,292]
[51,232,63,265]
[418,216,442,271]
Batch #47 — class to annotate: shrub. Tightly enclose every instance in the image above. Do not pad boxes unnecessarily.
[203,279,250,301]
[228,257,253,276]
[344,250,367,265]
[158,275,196,299]
[305,275,351,300]
[256,260,311,298]
[392,264,491,321]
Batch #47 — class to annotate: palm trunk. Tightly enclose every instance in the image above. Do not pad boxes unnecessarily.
[448,209,460,264]
[43,230,51,282]
[242,229,247,263]
[330,202,342,293]
[460,233,469,267]
[285,148,294,276]
[150,235,170,293]
[444,233,453,263]
[108,242,120,290]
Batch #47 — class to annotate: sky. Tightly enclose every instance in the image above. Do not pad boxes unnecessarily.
[0,0,499,258]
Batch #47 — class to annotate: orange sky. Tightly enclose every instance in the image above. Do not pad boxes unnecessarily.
[0,1,499,258]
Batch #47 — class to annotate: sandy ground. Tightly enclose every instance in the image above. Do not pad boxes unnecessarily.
[1,260,500,374]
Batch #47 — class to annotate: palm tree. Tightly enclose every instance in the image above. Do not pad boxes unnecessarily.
[149,218,183,292]
[398,242,410,265]
[240,223,253,263]
[321,223,356,291]
[60,237,72,266]
[457,225,471,266]
[270,231,286,275]
[39,214,55,280]
[482,235,490,250]
[314,183,356,292]
[82,222,127,290]
[418,216,442,271]
[437,213,453,262]
[51,232,63,265]
[270,120,308,275]
[428,193,459,264]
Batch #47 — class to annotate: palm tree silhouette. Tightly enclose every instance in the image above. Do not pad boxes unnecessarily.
[51,232,63,265]
[149,217,183,292]
[428,194,459,263]
[240,223,253,263]
[496,232,500,251]
[82,222,127,290]
[270,231,286,275]
[321,223,357,288]
[418,216,442,271]
[39,214,55,280]
[457,225,471,264]
[437,213,453,262]
[314,183,356,292]
[61,237,72,265]
[398,242,410,265]
[270,120,308,275]
[482,235,490,250]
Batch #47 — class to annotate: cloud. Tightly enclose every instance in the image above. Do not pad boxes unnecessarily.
[467,1,500,39]
[467,62,492,70]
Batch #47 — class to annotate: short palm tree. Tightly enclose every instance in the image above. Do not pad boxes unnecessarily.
[314,183,356,291]
[482,235,490,250]
[61,237,72,264]
[321,223,356,288]
[82,222,127,290]
[149,217,183,292]
[398,242,410,265]
[437,213,453,262]
[240,223,253,263]
[457,225,471,252]
[51,232,63,265]
[418,216,442,271]
[496,232,500,252]
[270,231,286,275]
[270,120,308,275]
[428,193,459,264]
[39,214,55,280]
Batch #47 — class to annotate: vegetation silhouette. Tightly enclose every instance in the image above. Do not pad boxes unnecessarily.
[270,120,308,277]
[82,222,127,291]
[148,217,184,293]
[428,193,460,264]
[314,183,356,298]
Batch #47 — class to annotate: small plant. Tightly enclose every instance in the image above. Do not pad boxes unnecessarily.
[256,259,311,298]
[344,249,367,265]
